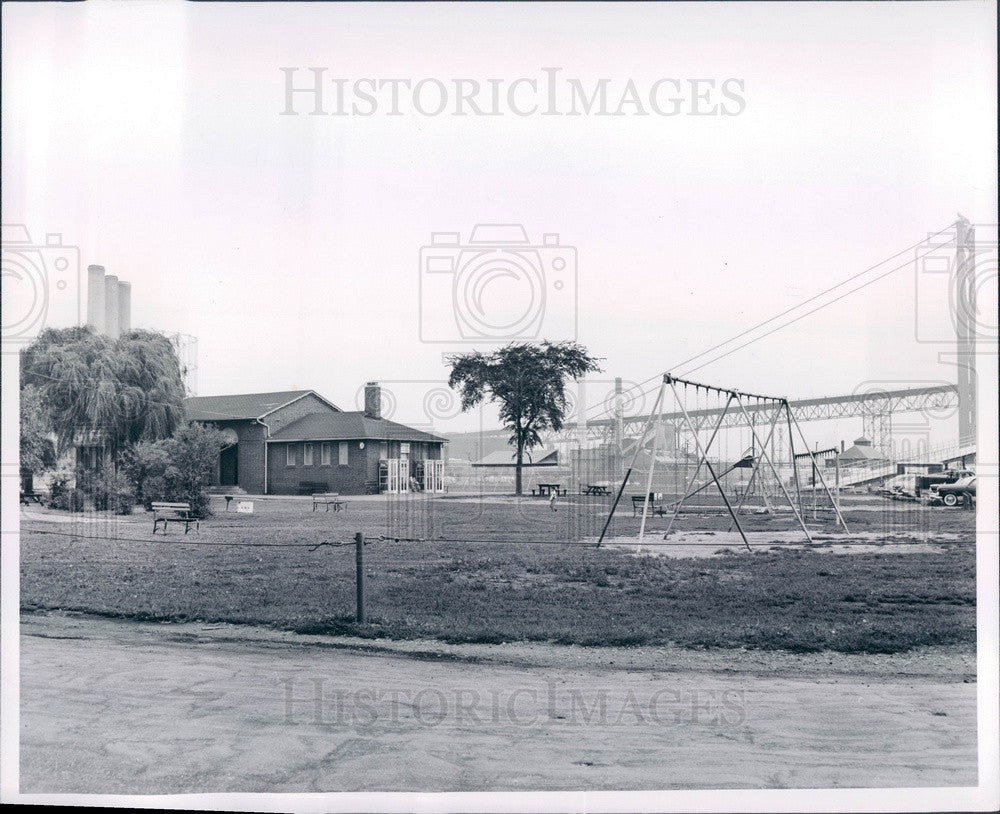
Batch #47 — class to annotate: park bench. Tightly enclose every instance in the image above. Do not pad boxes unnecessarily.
[152,501,199,534]
[312,492,347,512]
[20,491,45,505]
[297,480,329,496]
[583,483,612,496]
[631,495,667,517]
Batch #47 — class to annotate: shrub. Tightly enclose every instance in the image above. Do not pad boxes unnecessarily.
[124,423,224,518]
[51,486,86,512]
[91,470,136,515]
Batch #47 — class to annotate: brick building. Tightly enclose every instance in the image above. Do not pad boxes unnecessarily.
[185,384,446,495]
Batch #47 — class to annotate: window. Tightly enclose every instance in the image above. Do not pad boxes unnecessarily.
[285,445,296,467]
[321,443,331,466]
[339,441,349,466]
[303,443,314,466]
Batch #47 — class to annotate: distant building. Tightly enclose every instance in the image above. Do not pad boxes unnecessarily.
[839,436,884,465]
[185,383,446,495]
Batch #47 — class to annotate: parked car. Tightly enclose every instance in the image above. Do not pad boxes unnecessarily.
[931,476,977,507]
[881,474,918,500]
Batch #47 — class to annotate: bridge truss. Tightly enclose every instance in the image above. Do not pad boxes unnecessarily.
[552,382,958,442]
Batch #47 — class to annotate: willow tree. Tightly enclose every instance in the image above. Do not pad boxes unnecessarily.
[21,326,186,465]
[447,341,602,495]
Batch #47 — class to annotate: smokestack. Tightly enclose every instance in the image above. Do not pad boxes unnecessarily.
[104,274,120,338]
[117,281,131,334]
[86,265,106,333]
[364,382,381,419]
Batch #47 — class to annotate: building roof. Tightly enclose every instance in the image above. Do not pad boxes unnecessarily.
[268,411,447,444]
[840,442,883,461]
[184,390,340,422]
[472,449,559,467]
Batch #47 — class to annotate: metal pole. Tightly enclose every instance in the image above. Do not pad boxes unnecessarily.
[597,378,666,546]
[664,393,733,538]
[785,402,803,514]
[671,383,750,551]
[732,396,814,543]
[614,377,624,480]
[729,402,782,526]
[835,450,841,509]
[788,411,850,532]
[355,532,366,623]
[812,443,818,520]
[638,387,666,549]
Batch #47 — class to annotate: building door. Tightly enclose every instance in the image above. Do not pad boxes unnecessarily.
[220,445,238,486]
[422,460,444,493]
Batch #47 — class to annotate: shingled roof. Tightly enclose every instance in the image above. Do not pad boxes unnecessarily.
[268,412,447,444]
[184,390,339,422]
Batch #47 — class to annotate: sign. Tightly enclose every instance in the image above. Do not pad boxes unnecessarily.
[237,501,254,514]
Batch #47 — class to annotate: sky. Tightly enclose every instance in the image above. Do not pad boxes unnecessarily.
[3,0,997,446]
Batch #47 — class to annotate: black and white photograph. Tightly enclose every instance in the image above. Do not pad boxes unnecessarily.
[1,1,997,811]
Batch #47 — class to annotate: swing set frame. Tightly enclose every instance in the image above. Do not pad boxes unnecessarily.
[596,373,849,549]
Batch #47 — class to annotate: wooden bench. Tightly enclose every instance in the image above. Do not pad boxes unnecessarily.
[152,502,199,534]
[298,480,329,496]
[312,492,347,512]
[631,495,666,517]
[20,491,45,505]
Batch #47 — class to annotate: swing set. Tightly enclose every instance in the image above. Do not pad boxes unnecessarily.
[597,373,849,549]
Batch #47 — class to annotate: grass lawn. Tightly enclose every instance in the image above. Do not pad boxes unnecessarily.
[20,493,976,654]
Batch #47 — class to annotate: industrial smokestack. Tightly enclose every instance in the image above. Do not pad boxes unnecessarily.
[364,382,381,419]
[104,274,120,338]
[117,280,131,334]
[86,265,106,333]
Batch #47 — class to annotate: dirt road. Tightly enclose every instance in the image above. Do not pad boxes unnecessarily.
[19,612,977,793]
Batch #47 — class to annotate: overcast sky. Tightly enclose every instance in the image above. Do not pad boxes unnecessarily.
[3,0,996,444]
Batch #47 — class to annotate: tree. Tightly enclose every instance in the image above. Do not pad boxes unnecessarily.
[21,326,186,464]
[447,341,602,495]
[19,384,56,475]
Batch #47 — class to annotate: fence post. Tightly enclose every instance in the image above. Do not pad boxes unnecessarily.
[355,531,365,623]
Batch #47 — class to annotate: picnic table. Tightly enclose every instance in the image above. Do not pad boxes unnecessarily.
[20,491,45,505]
[533,483,565,497]
[583,483,612,495]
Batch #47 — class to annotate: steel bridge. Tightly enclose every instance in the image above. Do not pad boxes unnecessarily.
[454,383,959,445]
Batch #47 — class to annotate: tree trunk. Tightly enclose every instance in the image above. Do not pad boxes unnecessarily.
[515,435,524,496]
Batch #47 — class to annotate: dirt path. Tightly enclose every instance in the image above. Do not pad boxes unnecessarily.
[20,613,976,793]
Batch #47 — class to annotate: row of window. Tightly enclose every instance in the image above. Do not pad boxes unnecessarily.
[286,442,349,467]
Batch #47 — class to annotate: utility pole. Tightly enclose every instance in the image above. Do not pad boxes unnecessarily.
[955,218,977,447]
[614,377,624,480]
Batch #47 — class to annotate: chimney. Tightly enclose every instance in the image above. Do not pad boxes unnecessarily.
[117,280,131,334]
[364,382,381,419]
[104,274,120,338]
[86,265,106,333]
